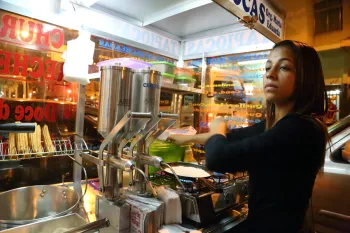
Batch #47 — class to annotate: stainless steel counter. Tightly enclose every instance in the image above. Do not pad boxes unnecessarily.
[0,180,245,232]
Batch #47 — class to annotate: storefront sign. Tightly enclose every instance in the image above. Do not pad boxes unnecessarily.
[0,13,65,52]
[0,98,75,122]
[120,24,179,56]
[186,51,269,66]
[0,50,64,81]
[230,0,283,39]
[98,39,174,62]
[0,99,56,122]
[184,30,273,56]
[73,5,180,58]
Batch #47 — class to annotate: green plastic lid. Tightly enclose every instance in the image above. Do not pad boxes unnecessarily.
[174,76,196,82]
[162,73,176,79]
[149,61,176,67]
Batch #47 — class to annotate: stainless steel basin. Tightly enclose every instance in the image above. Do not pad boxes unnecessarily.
[0,185,80,227]
[1,214,87,233]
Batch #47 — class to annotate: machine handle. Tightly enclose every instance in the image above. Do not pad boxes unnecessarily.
[158,112,179,120]
[0,123,36,133]
[129,112,152,119]
[65,218,110,233]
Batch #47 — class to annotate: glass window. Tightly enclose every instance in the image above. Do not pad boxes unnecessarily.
[0,10,79,140]
[85,35,177,109]
[184,51,268,133]
[314,0,342,34]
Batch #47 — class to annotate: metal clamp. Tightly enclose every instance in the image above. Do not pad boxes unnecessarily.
[97,111,152,192]
[126,112,179,158]
[145,112,179,154]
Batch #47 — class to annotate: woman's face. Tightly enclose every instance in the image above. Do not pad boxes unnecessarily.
[264,46,296,104]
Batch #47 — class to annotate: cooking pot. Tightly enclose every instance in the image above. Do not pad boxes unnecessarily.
[0,185,80,227]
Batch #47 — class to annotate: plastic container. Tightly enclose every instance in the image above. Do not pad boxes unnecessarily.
[161,73,175,84]
[150,61,176,74]
[96,58,151,69]
[148,140,186,174]
[175,67,193,78]
[174,76,196,88]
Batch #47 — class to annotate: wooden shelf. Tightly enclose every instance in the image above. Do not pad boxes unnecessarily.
[161,82,202,94]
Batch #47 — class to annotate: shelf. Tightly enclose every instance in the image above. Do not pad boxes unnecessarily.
[161,82,203,94]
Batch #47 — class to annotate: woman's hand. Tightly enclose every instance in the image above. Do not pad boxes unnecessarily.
[167,133,215,145]
[209,118,227,136]
[167,134,191,145]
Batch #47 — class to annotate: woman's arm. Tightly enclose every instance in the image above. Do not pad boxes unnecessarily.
[226,120,266,142]
[167,133,215,145]
[168,119,266,145]
[205,115,325,173]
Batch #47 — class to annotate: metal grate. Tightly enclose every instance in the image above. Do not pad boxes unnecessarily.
[0,138,89,161]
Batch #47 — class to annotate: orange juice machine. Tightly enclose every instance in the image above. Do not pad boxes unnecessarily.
[79,64,182,232]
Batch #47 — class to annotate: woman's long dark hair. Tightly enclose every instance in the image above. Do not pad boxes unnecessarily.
[266,40,329,170]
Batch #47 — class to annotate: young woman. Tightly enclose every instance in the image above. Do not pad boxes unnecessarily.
[168,40,328,233]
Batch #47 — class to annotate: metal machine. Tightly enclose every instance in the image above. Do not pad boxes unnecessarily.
[150,166,249,227]
[79,64,183,232]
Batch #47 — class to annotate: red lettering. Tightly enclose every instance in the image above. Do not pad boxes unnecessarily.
[15,105,24,121]
[35,24,50,47]
[45,104,56,122]
[13,53,29,76]
[29,57,44,79]
[51,28,64,49]
[0,15,18,39]
[0,51,11,74]
[57,62,64,81]
[34,107,44,121]
[24,106,34,121]
[0,99,10,120]
[63,105,73,119]
[18,19,35,42]
[45,59,57,80]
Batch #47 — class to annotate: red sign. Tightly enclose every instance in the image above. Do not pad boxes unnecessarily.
[0,98,75,122]
[0,14,65,50]
[0,50,64,81]
[0,98,56,122]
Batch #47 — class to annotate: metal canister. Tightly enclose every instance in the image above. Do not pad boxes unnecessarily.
[131,69,161,118]
[97,66,133,138]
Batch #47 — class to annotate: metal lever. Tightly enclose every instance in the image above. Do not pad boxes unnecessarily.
[118,113,153,156]
[98,111,152,191]
[127,112,179,158]
[0,123,36,133]
[64,218,110,233]
[145,113,179,154]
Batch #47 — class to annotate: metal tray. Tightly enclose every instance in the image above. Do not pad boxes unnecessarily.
[164,161,213,179]
[0,214,87,232]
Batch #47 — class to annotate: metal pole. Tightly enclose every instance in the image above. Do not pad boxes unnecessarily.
[201,52,207,93]
[175,94,183,128]
[73,84,86,196]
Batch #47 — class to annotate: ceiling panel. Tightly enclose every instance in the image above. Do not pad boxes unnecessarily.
[93,0,190,23]
[148,3,241,37]
[92,0,244,39]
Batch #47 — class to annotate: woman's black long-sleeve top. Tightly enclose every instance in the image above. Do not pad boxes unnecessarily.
[204,113,326,233]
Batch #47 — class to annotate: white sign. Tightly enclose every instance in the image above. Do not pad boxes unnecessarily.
[215,0,283,39]
[184,29,274,56]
